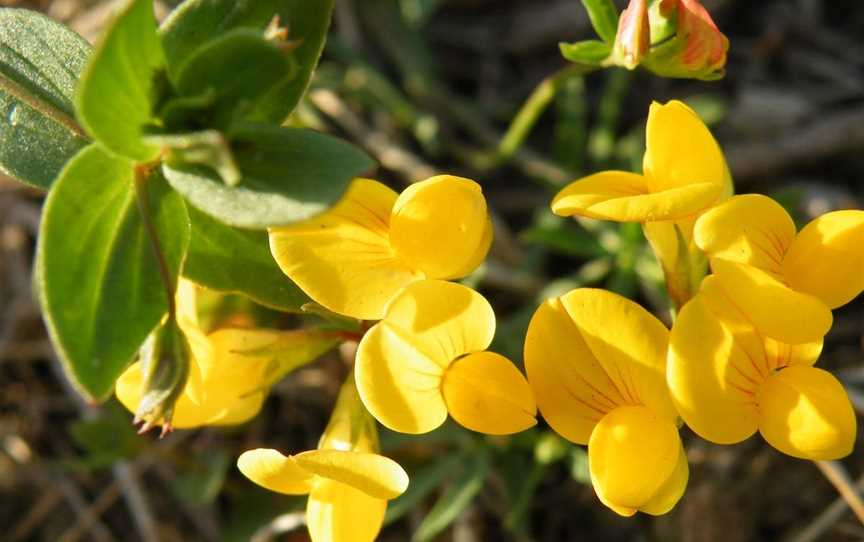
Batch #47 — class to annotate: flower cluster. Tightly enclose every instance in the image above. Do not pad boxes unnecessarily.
[238,175,537,541]
[537,98,863,516]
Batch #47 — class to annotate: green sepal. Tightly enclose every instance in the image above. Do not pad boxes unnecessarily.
[164,123,374,229]
[182,205,310,312]
[75,0,165,161]
[134,315,192,431]
[36,144,190,401]
[0,8,90,189]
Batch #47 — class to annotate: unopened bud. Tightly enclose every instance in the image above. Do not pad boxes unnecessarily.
[134,316,191,436]
[605,0,728,81]
[612,0,650,70]
[642,0,729,80]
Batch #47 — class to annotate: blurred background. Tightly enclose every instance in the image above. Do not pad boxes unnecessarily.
[1,0,863,540]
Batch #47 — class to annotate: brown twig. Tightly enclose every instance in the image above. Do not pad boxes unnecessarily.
[812,461,864,527]
[788,472,864,542]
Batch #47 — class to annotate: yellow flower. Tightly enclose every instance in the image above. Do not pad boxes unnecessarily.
[238,378,408,542]
[355,279,537,435]
[694,194,864,343]
[551,100,731,308]
[269,176,493,320]
[552,100,728,223]
[116,280,338,428]
[668,275,857,460]
[524,288,687,516]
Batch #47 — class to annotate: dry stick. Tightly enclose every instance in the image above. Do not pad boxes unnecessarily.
[50,360,162,542]
[813,461,864,526]
[789,473,864,542]
[249,512,306,542]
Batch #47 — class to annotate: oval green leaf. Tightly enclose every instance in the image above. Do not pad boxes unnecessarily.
[163,124,374,229]
[159,0,335,124]
[183,205,310,312]
[0,8,90,189]
[76,0,165,161]
[174,28,292,129]
[37,144,190,401]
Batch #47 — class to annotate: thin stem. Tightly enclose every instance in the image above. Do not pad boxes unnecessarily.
[133,164,176,317]
[496,63,599,164]
[813,460,864,526]
[0,74,88,139]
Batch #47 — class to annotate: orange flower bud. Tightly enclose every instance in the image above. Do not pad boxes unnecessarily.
[644,0,729,80]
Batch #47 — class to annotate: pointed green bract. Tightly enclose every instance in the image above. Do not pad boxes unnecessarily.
[580,0,619,44]
[75,0,165,161]
[159,0,335,124]
[0,8,90,189]
[37,145,190,401]
[183,205,310,312]
[163,123,374,229]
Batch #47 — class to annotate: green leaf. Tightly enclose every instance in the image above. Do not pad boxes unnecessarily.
[37,144,190,401]
[559,40,612,64]
[174,28,293,129]
[183,205,309,311]
[163,124,374,229]
[0,9,90,189]
[412,449,490,542]
[580,0,619,44]
[160,0,335,123]
[76,0,164,161]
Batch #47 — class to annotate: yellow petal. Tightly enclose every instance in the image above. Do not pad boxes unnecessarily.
[551,171,719,222]
[307,479,387,542]
[667,294,761,444]
[558,288,678,421]
[355,322,448,434]
[379,279,496,365]
[212,391,265,426]
[524,298,628,445]
[389,175,491,279]
[295,450,408,500]
[355,280,497,434]
[643,100,726,194]
[588,405,681,513]
[758,366,857,460]
[441,351,537,435]
[269,178,422,320]
[236,449,314,495]
[639,441,689,516]
[711,259,832,344]
[694,194,796,276]
[783,210,864,309]
[764,337,823,369]
[175,279,209,403]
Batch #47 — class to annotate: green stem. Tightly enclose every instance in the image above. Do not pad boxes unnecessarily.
[0,73,88,139]
[133,164,176,317]
[496,63,599,164]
